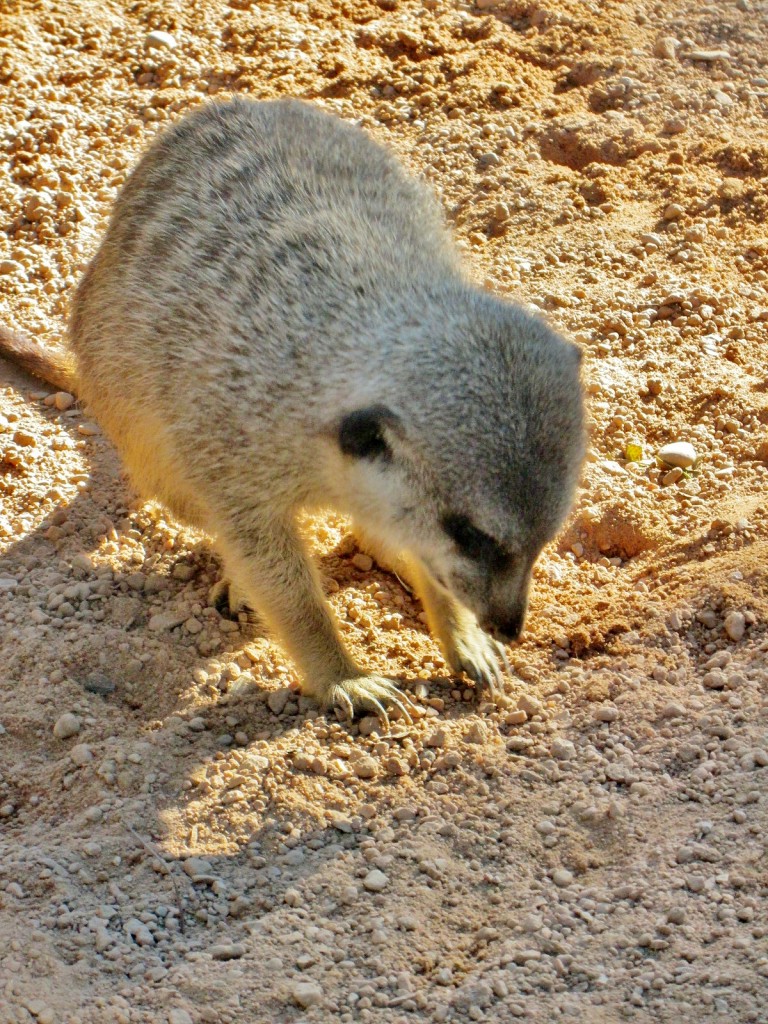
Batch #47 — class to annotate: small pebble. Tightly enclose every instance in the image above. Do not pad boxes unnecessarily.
[702,670,726,690]
[551,738,576,760]
[291,981,324,1008]
[148,610,187,632]
[658,442,696,469]
[663,203,685,221]
[183,856,214,878]
[354,756,378,779]
[352,552,373,572]
[53,391,75,411]
[593,704,619,722]
[70,743,93,765]
[267,688,291,715]
[168,1010,194,1024]
[552,868,574,887]
[145,30,178,50]
[517,693,543,716]
[53,713,81,739]
[724,611,746,641]
[653,35,679,58]
[363,869,389,892]
[209,942,245,960]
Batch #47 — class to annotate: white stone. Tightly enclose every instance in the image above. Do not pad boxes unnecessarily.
[551,738,576,760]
[168,1010,194,1024]
[70,743,94,765]
[267,687,291,715]
[517,693,543,716]
[209,942,245,960]
[291,981,324,1008]
[363,869,389,892]
[183,856,213,878]
[593,704,619,722]
[658,442,696,468]
[145,30,178,50]
[654,35,679,59]
[354,756,378,779]
[724,611,746,641]
[53,392,75,411]
[148,610,187,631]
[53,713,81,739]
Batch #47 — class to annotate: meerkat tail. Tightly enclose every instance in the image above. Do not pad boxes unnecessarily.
[0,324,77,394]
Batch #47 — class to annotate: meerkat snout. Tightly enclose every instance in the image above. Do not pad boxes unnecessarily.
[483,593,529,644]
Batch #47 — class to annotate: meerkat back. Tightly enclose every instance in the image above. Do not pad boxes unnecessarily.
[67,99,456,526]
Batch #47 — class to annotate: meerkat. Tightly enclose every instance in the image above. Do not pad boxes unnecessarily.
[0,98,585,721]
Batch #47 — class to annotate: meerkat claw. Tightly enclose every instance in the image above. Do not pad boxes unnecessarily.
[327,675,413,725]
[497,643,512,678]
[387,695,413,726]
[368,698,390,730]
[336,690,356,721]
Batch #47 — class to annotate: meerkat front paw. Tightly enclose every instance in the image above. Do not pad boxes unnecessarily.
[442,623,509,695]
[321,675,416,726]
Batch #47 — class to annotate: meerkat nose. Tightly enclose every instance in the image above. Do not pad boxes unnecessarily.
[485,608,525,644]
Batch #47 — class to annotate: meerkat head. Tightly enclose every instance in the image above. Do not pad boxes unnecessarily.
[330,297,586,645]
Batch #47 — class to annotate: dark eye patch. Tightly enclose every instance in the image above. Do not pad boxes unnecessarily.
[338,406,397,461]
[442,514,509,570]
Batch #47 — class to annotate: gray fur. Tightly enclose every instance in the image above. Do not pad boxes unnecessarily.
[68,97,585,716]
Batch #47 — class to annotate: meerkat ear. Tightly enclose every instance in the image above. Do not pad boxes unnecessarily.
[338,405,402,461]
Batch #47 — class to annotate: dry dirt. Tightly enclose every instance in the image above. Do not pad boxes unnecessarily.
[1,1,767,1022]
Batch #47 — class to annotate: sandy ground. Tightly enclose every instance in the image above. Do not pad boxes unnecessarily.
[1,0,767,1022]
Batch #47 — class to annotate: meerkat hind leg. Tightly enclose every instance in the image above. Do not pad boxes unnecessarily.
[218,518,414,723]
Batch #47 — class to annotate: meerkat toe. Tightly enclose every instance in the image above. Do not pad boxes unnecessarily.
[325,675,414,726]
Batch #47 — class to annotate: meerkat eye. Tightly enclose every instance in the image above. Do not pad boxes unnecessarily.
[442,514,509,568]
[338,406,401,461]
